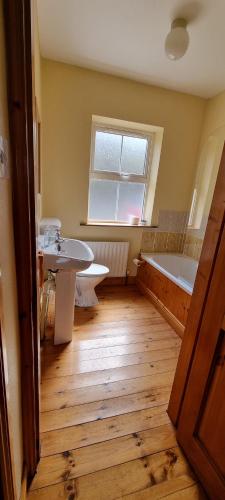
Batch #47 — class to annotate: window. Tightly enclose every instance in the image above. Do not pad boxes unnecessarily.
[188,188,197,227]
[88,124,152,224]
[188,136,219,229]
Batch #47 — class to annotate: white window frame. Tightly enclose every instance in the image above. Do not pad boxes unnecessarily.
[188,187,198,227]
[88,123,154,224]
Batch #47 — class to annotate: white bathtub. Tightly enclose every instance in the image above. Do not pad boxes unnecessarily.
[141,253,198,295]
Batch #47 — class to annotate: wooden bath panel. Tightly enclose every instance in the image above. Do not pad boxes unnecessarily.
[136,261,191,338]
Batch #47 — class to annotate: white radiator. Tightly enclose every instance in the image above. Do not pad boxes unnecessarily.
[85,241,129,277]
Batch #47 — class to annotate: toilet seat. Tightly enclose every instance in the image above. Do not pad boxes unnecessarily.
[77,263,109,278]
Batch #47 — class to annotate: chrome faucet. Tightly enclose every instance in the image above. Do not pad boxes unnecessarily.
[55,229,64,252]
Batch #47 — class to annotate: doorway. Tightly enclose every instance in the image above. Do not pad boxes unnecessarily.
[2,1,225,499]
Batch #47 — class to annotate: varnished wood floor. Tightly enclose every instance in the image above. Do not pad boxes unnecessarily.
[29,285,206,499]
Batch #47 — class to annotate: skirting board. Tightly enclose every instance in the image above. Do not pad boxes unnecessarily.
[136,279,184,339]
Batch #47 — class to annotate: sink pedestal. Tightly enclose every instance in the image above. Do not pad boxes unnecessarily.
[54,270,76,345]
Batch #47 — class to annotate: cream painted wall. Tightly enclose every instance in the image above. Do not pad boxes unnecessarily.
[188,90,225,239]
[41,59,205,274]
[199,91,225,217]
[33,0,42,118]
[200,91,225,138]
[0,1,23,498]
[33,0,42,229]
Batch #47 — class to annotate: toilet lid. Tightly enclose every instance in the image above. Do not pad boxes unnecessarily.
[77,263,109,278]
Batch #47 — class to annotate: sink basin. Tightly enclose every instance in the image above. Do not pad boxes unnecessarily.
[43,238,94,272]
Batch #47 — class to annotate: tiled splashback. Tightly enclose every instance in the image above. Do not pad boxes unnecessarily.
[141,210,189,254]
[183,215,207,260]
[183,233,203,260]
[142,230,185,253]
[141,210,207,261]
[155,210,189,233]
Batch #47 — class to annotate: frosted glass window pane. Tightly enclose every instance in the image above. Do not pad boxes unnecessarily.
[89,179,118,220]
[117,182,145,221]
[94,131,122,172]
[121,136,148,175]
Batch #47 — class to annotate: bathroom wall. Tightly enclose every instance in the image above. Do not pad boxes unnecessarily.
[33,0,43,225]
[33,0,42,118]
[0,1,23,497]
[41,59,205,274]
[184,90,225,260]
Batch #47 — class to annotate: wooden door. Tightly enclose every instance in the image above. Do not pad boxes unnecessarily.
[168,144,225,427]
[176,219,225,498]
[168,143,225,498]
[4,0,40,481]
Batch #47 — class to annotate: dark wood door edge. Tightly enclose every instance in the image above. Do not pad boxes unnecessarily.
[0,323,15,500]
[3,0,40,482]
[20,465,27,500]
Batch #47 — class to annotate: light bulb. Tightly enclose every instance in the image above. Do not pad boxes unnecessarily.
[165,18,189,61]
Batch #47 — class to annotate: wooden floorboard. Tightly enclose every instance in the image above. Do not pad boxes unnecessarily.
[41,370,175,412]
[41,357,178,395]
[42,337,180,363]
[41,347,180,378]
[72,314,163,332]
[74,316,171,331]
[30,424,177,490]
[29,285,205,499]
[75,308,164,326]
[41,388,171,432]
[42,328,177,354]
[41,404,170,456]
[69,447,196,500]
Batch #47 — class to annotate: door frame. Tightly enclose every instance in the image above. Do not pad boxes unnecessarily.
[3,0,40,483]
[0,322,15,500]
[3,0,225,492]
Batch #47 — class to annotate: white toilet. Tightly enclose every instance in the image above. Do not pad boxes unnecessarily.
[75,263,109,307]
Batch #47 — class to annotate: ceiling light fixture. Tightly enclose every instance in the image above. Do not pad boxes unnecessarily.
[165,18,189,61]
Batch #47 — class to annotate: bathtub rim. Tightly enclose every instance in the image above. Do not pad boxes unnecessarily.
[141,252,196,295]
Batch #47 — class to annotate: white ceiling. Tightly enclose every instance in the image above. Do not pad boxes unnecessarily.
[37,0,225,98]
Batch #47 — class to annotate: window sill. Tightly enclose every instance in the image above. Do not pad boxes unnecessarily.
[80,222,158,228]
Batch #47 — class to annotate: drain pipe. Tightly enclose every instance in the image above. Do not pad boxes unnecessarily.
[40,271,56,341]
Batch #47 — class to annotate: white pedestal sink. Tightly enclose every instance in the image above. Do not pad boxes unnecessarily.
[41,238,94,345]
[54,271,76,345]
